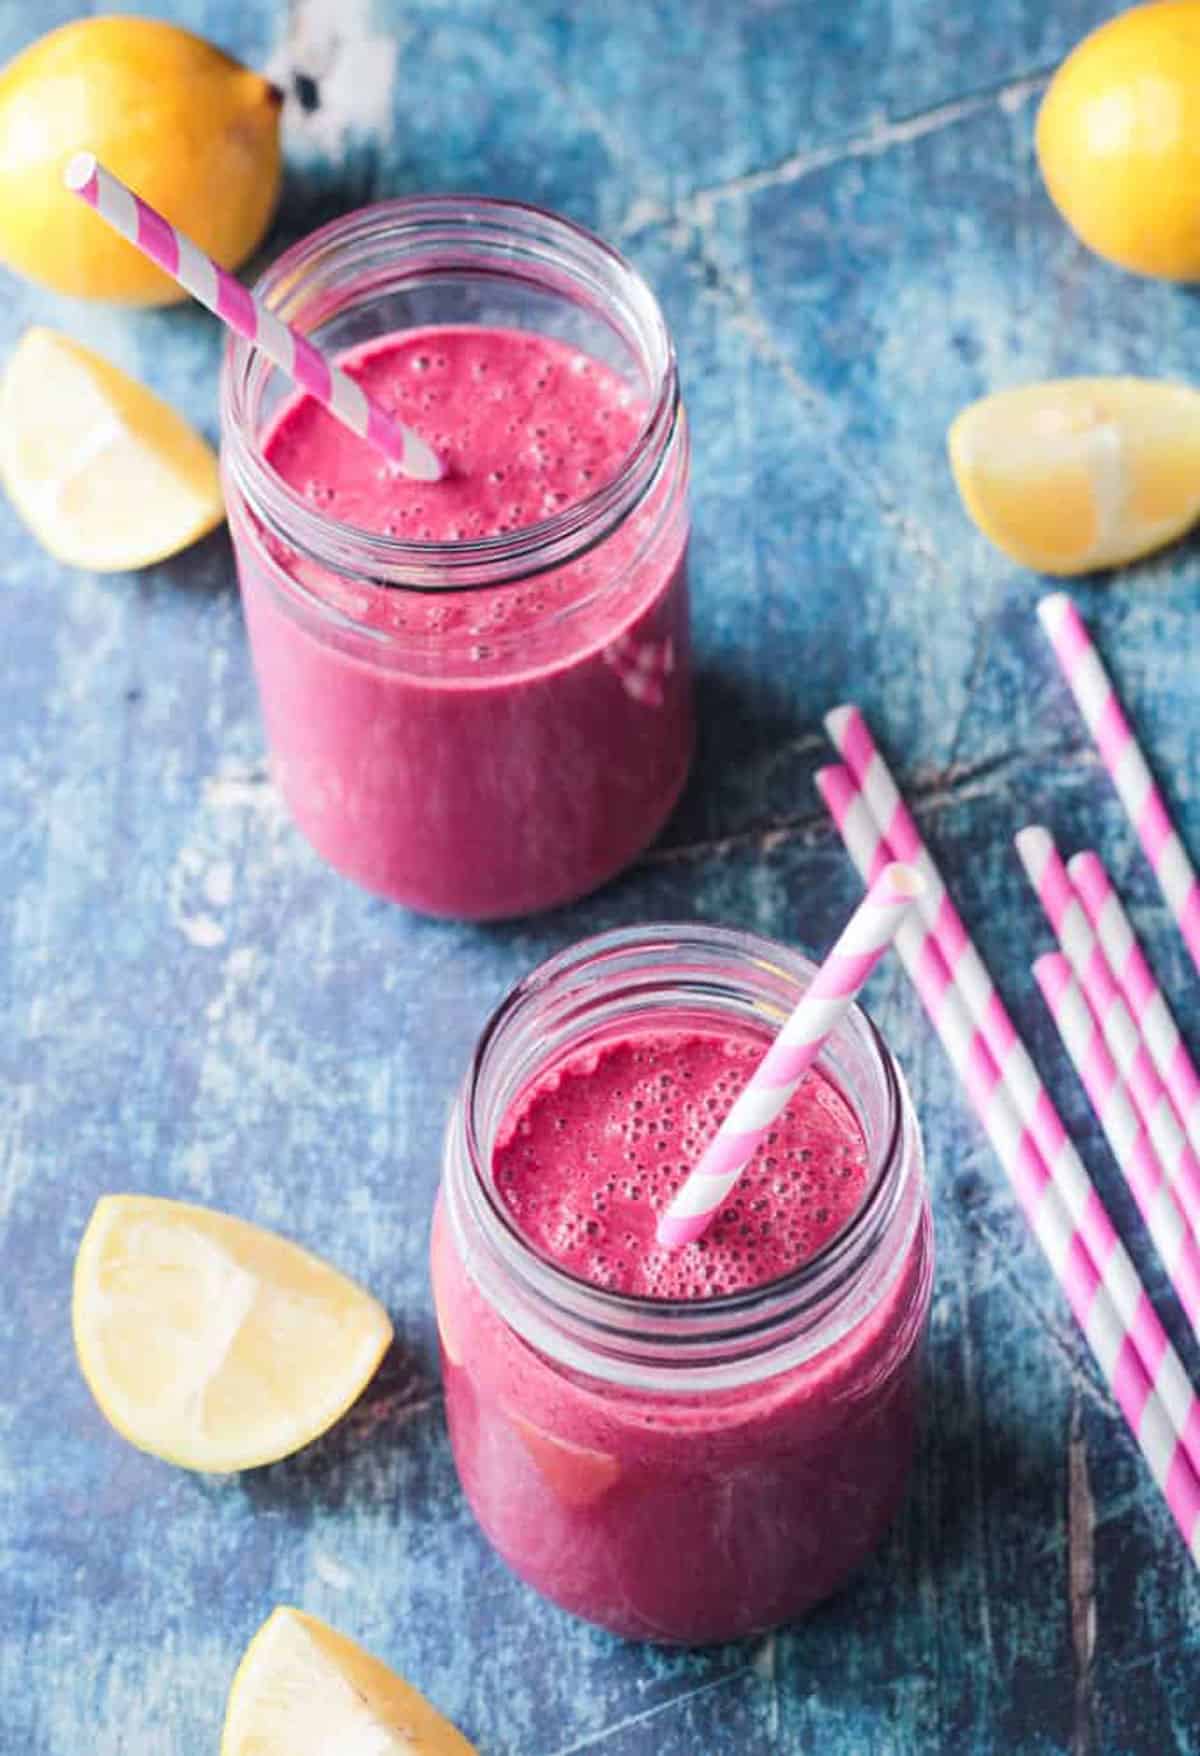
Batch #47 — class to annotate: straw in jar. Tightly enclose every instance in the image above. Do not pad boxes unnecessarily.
[656,863,923,1249]
[63,152,442,483]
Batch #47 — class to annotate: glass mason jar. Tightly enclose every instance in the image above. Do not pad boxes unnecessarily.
[433,924,934,1644]
[220,198,692,920]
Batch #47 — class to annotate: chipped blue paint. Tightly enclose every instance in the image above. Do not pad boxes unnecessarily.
[1,2,1198,1751]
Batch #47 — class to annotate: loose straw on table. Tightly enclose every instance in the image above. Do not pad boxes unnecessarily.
[826,705,1107,1225]
[1033,952,1200,1340]
[1070,849,1200,1159]
[63,152,442,484]
[1017,827,1200,1242]
[1039,594,1200,977]
[655,862,923,1249]
[822,710,1200,1422]
[816,750,1200,1564]
[817,762,1200,1460]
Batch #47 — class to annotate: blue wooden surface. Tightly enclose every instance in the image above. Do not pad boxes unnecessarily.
[2,2,1199,1751]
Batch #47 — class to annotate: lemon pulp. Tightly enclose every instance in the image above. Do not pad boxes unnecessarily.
[72,1195,392,1472]
[221,1608,477,1756]
[948,377,1200,574]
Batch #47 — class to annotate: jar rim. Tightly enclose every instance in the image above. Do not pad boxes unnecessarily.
[449,921,919,1383]
[219,194,680,593]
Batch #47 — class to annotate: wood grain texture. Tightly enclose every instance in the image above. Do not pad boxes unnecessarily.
[1,1,1198,1750]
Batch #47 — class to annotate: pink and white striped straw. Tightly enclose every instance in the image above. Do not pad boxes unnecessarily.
[818,765,1200,1443]
[655,862,923,1249]
[1039,594,1200,976]
[63,152,442,484]
[1034,952,1200,1340]
[1016,827,1200,1241]
[827,705,1082,1196]
[822,715,1200,1403]
[817,762,1200,1562]
[1070,849,1200,1158]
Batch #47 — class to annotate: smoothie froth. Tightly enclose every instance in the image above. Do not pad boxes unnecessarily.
[492,1026,869,1300]
[265,326,644,550]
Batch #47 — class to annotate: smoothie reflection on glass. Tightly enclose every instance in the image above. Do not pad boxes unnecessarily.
[220,198,692,920]
[434,924,935,1645]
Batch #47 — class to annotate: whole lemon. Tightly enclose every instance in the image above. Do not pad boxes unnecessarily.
[1037,2,1200,280]
[0,16,282,305]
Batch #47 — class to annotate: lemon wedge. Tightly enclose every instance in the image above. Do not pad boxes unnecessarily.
[948,377,1200,575]
[0,328,224,572]
[221,1607,477,1756]
[72,1195,392,1472]
[511,1415,621,1507]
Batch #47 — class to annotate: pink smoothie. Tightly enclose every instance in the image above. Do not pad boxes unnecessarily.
[492,1028,870,1299]
[434,1022,933,1642]
[231,325,691,918]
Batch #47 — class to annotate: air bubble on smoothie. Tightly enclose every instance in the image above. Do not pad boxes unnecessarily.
[587,1255,617,1287]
